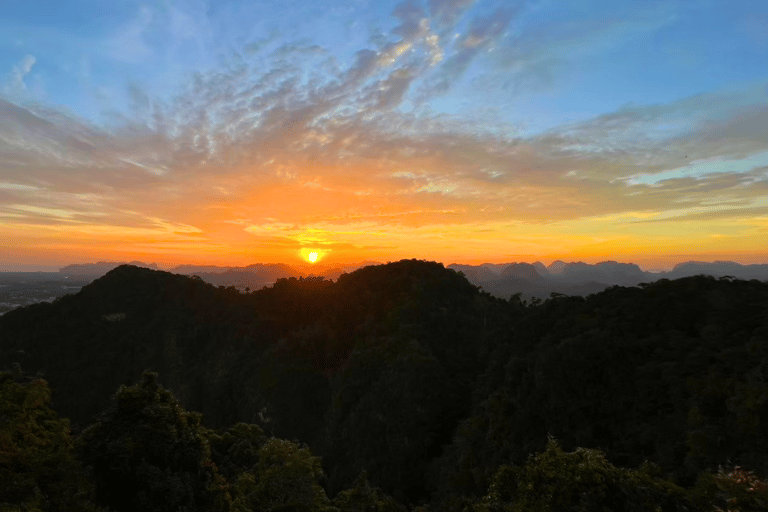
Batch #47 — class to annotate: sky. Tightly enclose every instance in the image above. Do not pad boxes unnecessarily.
[0,0,767,271]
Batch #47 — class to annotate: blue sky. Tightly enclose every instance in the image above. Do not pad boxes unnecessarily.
[4,0,765,131]
[0,0,767,269]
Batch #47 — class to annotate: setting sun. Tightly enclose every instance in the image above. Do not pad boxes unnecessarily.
[0,0,766,273]
[308,252,318,263]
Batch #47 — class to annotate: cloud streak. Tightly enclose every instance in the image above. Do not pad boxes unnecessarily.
[0,0,766,268]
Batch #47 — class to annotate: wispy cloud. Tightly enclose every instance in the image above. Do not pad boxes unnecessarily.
[429,0,477,25]
[105,6,155,64]
[494,1,678,93]
[420,2,526,97]
[0,0,766,267]
[3,54,36,96]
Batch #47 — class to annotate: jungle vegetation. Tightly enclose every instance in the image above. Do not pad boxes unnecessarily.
[1,260,767,511]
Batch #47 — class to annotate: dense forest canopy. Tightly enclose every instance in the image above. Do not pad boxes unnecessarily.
[1,260,767,511]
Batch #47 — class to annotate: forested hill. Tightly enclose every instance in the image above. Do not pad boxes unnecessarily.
[1,260,768,509]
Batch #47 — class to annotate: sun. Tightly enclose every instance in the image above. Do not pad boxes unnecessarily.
[300,248,324,263]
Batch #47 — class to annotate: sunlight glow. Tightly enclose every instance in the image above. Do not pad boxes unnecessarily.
[300,248,325,263]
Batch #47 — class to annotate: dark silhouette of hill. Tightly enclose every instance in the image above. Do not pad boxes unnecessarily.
[0,260,506,504]
[434,274,768,505]
[3,261,768,508]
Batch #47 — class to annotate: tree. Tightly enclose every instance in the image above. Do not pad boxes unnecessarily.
[76,372,230,512]
[231,437,332,512]
[331,471,405,512]
[207,421,267,482]
[0,369,100,511]
[473,437,699,512]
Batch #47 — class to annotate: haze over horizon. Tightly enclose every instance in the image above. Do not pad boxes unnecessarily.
[6,255,767,276]
[2,0,767,271]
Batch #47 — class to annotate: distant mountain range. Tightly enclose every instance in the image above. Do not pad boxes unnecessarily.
[58,259,768,299]
[447,260,768,300]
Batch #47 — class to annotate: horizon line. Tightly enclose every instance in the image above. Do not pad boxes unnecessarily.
[3,257,768,274]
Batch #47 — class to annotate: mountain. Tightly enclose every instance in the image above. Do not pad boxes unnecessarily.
[500,262,543,281]
[447,263,499,283]
[664,260,768,280]
[198,263,304,289]
[170,264,233,274]
[547,260,567,275]
[0,260,504,503]
[449,259,768,302]
[2,261,768,508]
[560,260,647,285]
[451,260,650,300]
[479,263,509,275]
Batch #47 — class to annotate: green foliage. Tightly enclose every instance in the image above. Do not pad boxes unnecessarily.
[3,263,768,509]
[231,437,332,512]
[323,338,453,499]
[473,437,699,512]
[331,471,406,512]
[0,370,100,511]
[436,275,768,503]
[76,371,230,512]
[74,368,335,512]
[207,422,268,482]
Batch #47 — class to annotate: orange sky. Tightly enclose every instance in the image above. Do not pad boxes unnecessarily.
[1,107,767,271]
[1,2,767,271]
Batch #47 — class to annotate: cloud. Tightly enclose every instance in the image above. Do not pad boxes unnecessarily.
[420,2,525,96]
[1,1,767,265]
[493,2,678,93]
[4,54,36,95]
[105,5,155,64]
[362,67,418,110]
[429,0,477,25]
[3,68,766,234]
[368,1,444,69]
[544,82,768,172]
[626,204,768,224]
